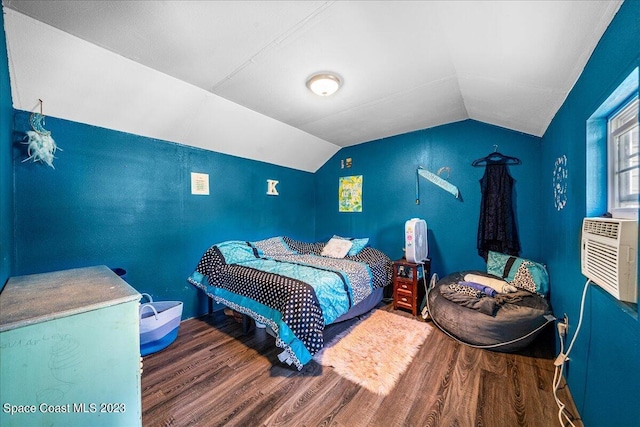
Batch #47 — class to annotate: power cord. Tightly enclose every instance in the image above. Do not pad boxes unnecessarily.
[420,269,435,318]
[552,278,590,427]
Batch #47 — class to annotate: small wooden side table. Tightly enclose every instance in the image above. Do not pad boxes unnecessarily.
[392,259,430,316]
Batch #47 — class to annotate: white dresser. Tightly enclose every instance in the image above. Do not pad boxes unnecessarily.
[0,266,142,426]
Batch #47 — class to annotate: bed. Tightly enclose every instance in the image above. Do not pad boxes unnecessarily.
[187,236,392,370]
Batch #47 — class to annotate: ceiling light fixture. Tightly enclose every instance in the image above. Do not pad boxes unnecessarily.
[307,73,341,97]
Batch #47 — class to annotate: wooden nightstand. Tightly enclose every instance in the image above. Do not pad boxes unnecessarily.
[393,259,430,316]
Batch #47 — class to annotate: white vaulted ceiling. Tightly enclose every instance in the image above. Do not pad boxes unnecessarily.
[2,1,623,172]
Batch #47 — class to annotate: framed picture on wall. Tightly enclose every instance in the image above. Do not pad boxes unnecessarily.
[339,175,363,212]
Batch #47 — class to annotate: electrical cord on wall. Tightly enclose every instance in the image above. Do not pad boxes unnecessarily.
[552,278,591,427]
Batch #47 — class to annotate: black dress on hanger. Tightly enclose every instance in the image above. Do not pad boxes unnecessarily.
[473,153,521,261]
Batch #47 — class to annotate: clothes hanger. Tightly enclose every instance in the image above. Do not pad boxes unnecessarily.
[471,145,521,166]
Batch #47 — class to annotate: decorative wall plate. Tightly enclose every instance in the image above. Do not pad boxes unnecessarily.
[553,155,568,211]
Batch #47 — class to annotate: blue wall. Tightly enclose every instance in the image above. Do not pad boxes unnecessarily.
[0,9,13,288]
[315,119,543,278]
[3,2,639,425]
[540,1,639,426]
[11,111,316,319]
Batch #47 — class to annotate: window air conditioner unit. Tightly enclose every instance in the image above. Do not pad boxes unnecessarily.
[581,217,638,302]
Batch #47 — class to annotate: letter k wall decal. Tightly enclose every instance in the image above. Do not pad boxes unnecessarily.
[266,179,279,196]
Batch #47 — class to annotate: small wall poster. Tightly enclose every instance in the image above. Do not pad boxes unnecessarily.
[339,175,363,212]
[191,172,210,195]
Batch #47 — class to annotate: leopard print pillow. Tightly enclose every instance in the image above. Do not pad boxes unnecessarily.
[448,283,484,298]
[510,262,538,293]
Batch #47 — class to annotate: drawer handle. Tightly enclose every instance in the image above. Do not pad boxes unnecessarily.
[401,284,408,289]
[401,297,408,302]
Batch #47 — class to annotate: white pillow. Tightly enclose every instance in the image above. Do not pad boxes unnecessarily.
[321,238,353,258]
[464,273,517,293]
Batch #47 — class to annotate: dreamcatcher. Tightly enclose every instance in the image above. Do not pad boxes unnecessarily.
[22,99,61,168]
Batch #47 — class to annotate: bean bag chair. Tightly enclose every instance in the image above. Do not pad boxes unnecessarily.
[425,271,553,352]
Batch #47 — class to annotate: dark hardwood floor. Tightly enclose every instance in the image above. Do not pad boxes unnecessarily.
[141,303,582,427]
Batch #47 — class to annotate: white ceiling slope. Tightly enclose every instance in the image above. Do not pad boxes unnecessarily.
[2,1,622,172]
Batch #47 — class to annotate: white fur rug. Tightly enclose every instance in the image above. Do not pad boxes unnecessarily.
[313,309,432,395]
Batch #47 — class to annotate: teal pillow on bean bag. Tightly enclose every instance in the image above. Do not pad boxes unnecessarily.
[487,251,549,296]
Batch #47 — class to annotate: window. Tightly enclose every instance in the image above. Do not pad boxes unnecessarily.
[587,67,639,312]
[608,97,639,218]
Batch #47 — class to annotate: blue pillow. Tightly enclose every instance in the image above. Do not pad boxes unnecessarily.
[252,236,296,257]
[216,241,261,264]
[486,251,549,296]
[333,235,369,256]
